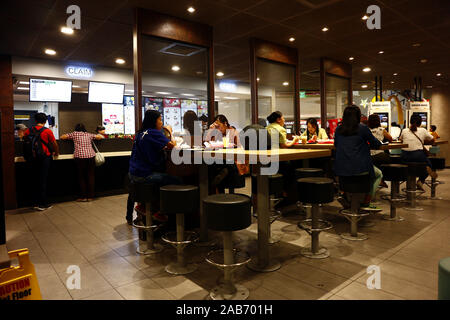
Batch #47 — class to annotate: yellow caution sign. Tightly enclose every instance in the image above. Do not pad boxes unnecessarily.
[0,249,42,300]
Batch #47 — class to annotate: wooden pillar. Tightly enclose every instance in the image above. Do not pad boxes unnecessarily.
[0,55,17,209]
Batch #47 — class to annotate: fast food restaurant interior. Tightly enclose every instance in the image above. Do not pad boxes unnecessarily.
[1,0,450,302]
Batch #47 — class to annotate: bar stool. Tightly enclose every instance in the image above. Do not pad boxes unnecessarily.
[403,162,427,211]
[160,185,199,275]
[251,173,284,244]
[204,194,252,300]
[297,177,334,259]
[380,164,408,221]
[389,155,403,164]
[426,158,446,199]
[295,168,324,218]
[338,175,373,241]
[129,182,164,255]
[222,174,246,194]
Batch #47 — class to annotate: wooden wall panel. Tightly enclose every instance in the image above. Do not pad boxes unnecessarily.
[0,55,17,209]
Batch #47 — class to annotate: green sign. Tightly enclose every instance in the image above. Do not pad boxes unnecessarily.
[300,91,306,98]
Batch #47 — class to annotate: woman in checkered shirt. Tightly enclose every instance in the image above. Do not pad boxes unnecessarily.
[61,124,104,202]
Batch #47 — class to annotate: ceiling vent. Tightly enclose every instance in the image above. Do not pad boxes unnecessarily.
[302,69,320,77]
[158,43,205,57]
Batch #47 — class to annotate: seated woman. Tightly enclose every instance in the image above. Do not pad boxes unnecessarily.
[368,114,393,188]
[128,110,181,223]
[300,118,328,142]
[334,105,382,210]
[205,114,242,193]
[400,114,436,190]
[266,111,299,148]
[181,110,202,147]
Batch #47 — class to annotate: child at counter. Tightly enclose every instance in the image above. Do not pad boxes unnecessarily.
[128,110,181,224]
[430,125,440,140]
[60,124,104,202]
[334,105,383,211]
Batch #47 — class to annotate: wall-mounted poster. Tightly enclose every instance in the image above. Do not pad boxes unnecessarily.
[124,96,134,107]
[143,97,163,122]
[123,96,135,134]
[163,99,181,133]
[197,100,208,118]
[102,104,124,134]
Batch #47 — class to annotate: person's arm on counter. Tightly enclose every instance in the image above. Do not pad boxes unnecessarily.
[383,129,393,143]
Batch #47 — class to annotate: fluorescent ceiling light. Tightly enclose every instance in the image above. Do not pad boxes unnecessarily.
[45,49,56,55]
[72,85,81,88]
[61,27,74,35]
[224,96,239,100]
[156,92,171,95]
[17,87,29,90]
[172,65,180,71]
[181,93,194,96]
[19,81,29,85]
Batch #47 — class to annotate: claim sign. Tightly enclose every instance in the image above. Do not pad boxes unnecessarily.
[65,66,94,78]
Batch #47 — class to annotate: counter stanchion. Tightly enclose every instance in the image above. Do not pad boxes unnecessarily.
[197,163,217,247]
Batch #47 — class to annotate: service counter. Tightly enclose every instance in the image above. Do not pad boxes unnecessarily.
[14,139,133,208]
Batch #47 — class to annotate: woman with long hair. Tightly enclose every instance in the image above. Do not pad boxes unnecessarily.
[300,118,328,141]
[60,123,104,202]
[399,114,436,190]
[334,105,383,210]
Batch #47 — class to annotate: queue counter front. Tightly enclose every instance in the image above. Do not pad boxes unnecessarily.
[14,138,133,208]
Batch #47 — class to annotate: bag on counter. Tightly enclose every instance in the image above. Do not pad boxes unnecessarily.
[92,142,105,166]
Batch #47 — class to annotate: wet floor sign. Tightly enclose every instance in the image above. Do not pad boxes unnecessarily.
[0,249,42,300]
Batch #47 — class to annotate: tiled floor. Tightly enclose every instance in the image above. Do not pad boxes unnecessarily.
[5,169,450,300]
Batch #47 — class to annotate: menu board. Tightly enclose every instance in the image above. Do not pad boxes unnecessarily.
[163,99,181,133]
[124,96,134,107]
[143,97,163,115]
[29,78,72,102]
[197,100,208,117]
[89,81,125,104]
[102,104,124,134]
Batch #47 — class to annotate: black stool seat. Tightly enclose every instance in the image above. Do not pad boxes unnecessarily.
[251,173,284,196]
[381,164,408,181]
[295,168,324,179]
[339,175,370,193]
[297,177,334,204]
[204,194,251,231]
[390,155,403,164]
[129,182,159,203]
[430,158,446,170]
[160,185,199,215]
[222,174,246,190]
[405,162,427,177]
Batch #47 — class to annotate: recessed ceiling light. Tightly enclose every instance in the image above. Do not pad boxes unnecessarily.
[216,72,224,77]
[257,77,260,81]
[420,59,428,63]
[115,58,125,64]
[349,57,354,61]
[282,81,289,86]
[289,37,295,42]
[156,92,171,95]
[412,43,421,47]
[45,49,56,55]
[361,84,368,88]
[362,15,369,20]
[393,73,398,76]
[363,67,371,72]
[19,81,29,85]
[436,73,442,77]
[322,27,329,32]
[196,71,203,75]
[390,81,395,84]
[172,65,180,71]
[61,27,74,35]
[378,51,384,54]
[182,93,194,96]
[17,87,29,91]
[187,7,195,13]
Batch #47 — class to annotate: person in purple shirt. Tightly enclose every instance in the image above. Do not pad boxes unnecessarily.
[334,105,383,210]
[128,110,181,224]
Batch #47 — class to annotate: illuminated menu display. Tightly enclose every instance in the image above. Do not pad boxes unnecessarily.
[29,78,72,102]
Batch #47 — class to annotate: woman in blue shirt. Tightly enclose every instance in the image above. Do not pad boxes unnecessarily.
[334,105,382,210]
[128,110,181,223]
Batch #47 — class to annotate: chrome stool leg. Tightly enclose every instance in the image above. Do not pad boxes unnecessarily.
[134,203,164,255]
[404,176,424,211]
[383,181,405,221]
[340,195,369,241]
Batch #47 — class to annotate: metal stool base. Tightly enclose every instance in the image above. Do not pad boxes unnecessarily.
[403,206,424,211]
[359,220,375,228]
[383,215,404,222]
[340,232,368,241]
[165,262,197,275]
[210,284,249,300]
[300,247,330,259]
[247,258,281,272]
[268,233,282,245]
[136,242,164,255]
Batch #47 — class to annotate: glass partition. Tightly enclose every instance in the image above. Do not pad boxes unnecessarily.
[325,75,349,137]
[142,36,208,138]
[256,59,296,134]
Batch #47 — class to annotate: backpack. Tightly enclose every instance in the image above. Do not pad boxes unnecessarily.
[23,127,50,161]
